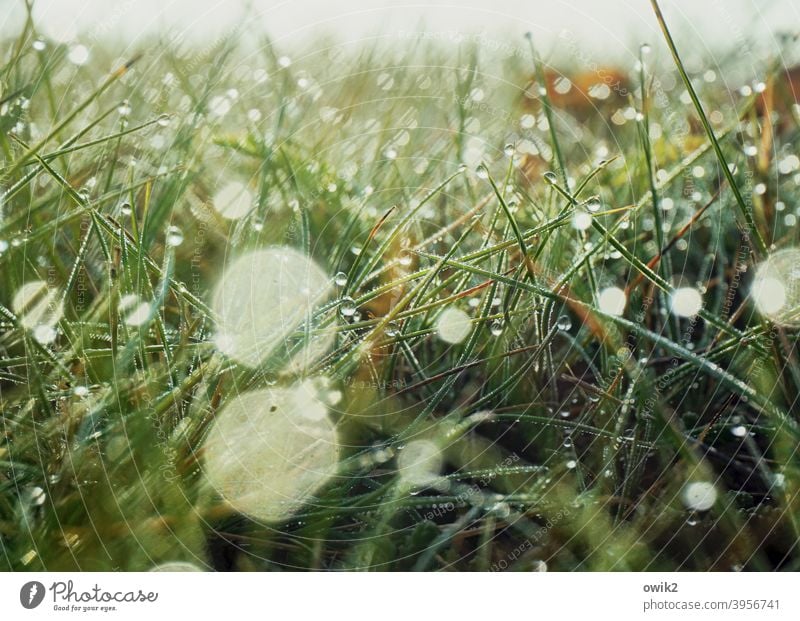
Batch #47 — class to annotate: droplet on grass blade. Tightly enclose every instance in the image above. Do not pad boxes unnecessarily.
[202,385,339,522]
[339,296,357,318]
[165,225,184,247]
[212,247,332,368]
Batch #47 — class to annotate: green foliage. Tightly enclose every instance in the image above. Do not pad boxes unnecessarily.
[1,3,799,571]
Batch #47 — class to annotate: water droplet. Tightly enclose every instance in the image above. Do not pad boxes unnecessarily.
[334,272,348,287]
[24,486,46,507]
[156,114,171,127]
[640,43,652,54]
[532,559,548,572]
[503,143,515,157]
[73,386,89,398]
[584,196,602,213]
[117,101,132,117]
[566,459,577,469]
[166,225,183,247]
[489,320,504,336]
[398,250,412,267]
[686,514,699,526]
[556,315,572,331]
[32,39,46,51]
[475,164,489,179]
[543,171,558,185]
[339,296,357,317]
[385,321,400,337]
[120,202,132,216]
[730,425,747,438]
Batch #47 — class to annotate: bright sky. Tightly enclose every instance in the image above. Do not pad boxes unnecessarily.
[1,0,796,61]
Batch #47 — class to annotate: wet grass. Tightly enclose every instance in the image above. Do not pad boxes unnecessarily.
[1,1,800,571]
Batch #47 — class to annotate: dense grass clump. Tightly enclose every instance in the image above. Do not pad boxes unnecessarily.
[1,3,800,571]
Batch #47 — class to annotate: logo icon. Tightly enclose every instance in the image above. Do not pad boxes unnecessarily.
[20,581,45,609]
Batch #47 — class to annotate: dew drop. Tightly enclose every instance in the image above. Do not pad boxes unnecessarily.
[339,296,357,317]
[584,196,602,213]
[165,225,184,247]
[730,425,747,438]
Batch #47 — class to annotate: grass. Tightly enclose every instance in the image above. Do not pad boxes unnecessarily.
[1,1,800,571]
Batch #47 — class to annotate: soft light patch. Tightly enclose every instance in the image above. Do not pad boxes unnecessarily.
[12,280,64,343]
[396,439,442,488]
[202,385,339,522]
[670,287,703,317]
[751,249,800,326]
[212,246,332,367]
[434,307,472,344]
[213,181,253,220]
[681,481,717,512]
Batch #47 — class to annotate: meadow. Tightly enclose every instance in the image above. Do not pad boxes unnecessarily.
[1,2,799,571]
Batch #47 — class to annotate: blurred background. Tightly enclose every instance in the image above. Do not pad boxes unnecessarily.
[1,0,796,61]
